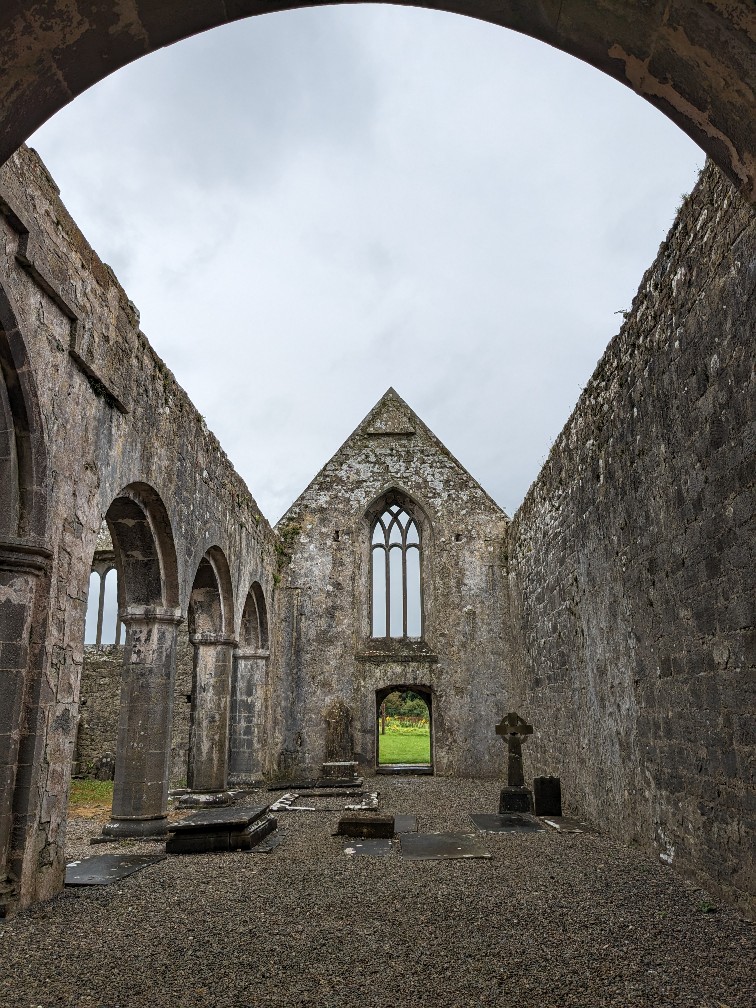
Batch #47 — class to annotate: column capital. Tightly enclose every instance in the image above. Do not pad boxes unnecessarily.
[120,605,183,626]
[234,647,270,660]
[0,538,52,576]
[190,633,237,647]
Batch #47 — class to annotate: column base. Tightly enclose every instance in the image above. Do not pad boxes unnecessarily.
[101,817,169,839]
[499,786,533,814]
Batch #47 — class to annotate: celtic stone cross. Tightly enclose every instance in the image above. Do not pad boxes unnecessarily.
[495,712,533,789]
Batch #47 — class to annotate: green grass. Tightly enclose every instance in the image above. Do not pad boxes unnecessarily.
[68,778,114,811]
[378,726,431,765]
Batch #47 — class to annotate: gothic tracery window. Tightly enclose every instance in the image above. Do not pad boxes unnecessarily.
[371,501,422,638]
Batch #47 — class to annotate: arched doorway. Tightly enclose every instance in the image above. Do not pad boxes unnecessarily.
[376,684,434,775]
[0,4,752,199]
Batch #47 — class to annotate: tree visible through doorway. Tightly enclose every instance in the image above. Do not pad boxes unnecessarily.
[378,690,431,765]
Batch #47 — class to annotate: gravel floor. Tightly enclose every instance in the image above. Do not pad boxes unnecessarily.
[1,777,753,1008]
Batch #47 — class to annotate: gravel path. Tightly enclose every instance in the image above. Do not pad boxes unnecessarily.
[1,777,753,1008]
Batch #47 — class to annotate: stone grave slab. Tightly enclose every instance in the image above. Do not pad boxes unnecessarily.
[315,778,363,789]
[470,813,546,833]
[65,854,165,886]
[394,814,418,833]
[268,778,363,791]
[344,839,395,857]
[541,816,595,834]
[399,832,491,860]
[336,814,395,838]
[345,792,378,811]
[166,805,276,854]
[249,833,282,853]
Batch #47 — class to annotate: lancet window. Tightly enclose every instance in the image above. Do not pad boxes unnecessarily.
[371,501,422,638]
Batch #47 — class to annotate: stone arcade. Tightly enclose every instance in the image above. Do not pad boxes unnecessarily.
[0,2,753,921]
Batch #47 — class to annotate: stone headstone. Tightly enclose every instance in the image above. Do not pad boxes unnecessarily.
[533,776,562,816]
[323,700,353,761]
[94,753,115,781]
[495,712,534,813]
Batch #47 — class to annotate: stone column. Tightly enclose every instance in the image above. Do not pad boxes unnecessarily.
[0,540,50,909]
[103,605,182,838]
[229,647,269,784]
[188,634,236,793]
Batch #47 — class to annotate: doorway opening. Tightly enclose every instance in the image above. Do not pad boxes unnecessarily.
[376,685,433,774]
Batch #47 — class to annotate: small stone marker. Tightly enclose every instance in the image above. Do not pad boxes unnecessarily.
[322,761,358,778]
[496,712,534,813]
[533,776,562,816]
[336,814,395,839]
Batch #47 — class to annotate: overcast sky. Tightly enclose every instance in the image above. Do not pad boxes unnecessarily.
[30,6,702,524]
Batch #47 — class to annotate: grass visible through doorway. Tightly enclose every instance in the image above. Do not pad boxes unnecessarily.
[68,779,114,817]
[378,720,431,764]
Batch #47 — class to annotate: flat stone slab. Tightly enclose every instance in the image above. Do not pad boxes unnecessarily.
[470,813,546,833]
[399,832,491,860]
[394,814,418,833]
[336,814,395,838]
[248,833,282,853]
[167,805,269,834]
[541,816,596,834]
[344,792,379,811]
[267,778,363,791]
[65,854,165,886]
[166,814,277,854]
[344,839,395,857]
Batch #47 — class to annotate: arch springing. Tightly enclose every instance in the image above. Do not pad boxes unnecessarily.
[371,501,422,639]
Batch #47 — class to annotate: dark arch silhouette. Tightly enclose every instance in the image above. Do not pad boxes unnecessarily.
[105,482,179,611]
[188,545,234,638]
[0,282,48,542]
[240,581,269,651]
[0,3,753,200]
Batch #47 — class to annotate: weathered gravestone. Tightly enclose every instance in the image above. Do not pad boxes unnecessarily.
[323,700,353,762]
[496,712,533,813]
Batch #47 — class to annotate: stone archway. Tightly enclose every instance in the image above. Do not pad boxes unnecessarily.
[0,3,753,200]
[187,547,236,795]
[101,483,182,838]
[229,582,271,785]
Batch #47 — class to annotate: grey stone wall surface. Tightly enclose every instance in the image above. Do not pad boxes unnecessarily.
[0,146,278,910]
[506,163,754,914]
[74,646,122,777]
[272,388,512,778]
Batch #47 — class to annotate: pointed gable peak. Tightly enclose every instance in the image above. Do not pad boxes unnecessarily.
[361,387,418,437]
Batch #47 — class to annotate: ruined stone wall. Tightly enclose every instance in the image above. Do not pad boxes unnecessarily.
[0,146,279,910]
[76,628,194,787]
[74,646,121,778]
[273,390,512,778]
[507,163,754,914]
